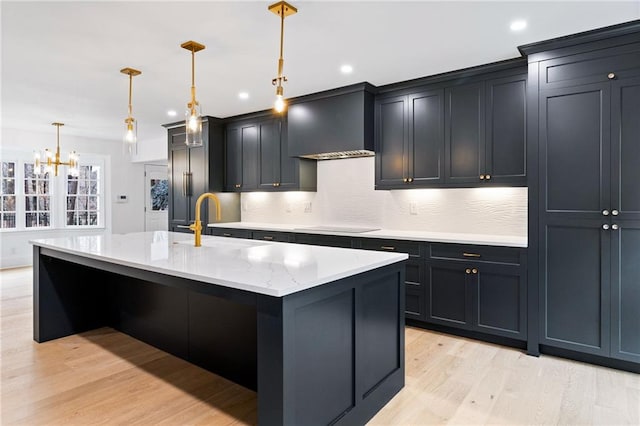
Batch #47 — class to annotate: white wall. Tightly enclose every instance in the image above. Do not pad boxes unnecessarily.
[1,127,147,268]
[241,157,527,237]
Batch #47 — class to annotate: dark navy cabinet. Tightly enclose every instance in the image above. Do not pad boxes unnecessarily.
[523,20,640,369]
[225,113,316,192]
[426,243,527,341]
[375,59,527,189]
[375,90,445,188]
[165,117,224,233]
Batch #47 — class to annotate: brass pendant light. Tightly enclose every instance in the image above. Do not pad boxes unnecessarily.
[120,67,141,156]
[269,1,297,113]
[181,40,205,146]
[34,123,79,177]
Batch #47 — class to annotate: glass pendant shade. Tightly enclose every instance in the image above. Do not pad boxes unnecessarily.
[123,118,137,156]
[68,151,80,177]
[185,103,203,147]
[274,94,286,113]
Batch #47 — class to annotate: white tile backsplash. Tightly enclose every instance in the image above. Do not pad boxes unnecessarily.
[241,157,527,237]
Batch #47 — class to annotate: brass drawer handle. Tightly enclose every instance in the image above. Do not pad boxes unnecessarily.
[465,268,471,274]
[223,233,232,237]
[263,236,274,240]
[472,268,478,274]
[235,184,241,188]
[380,246,396,251]
[463,252,481,258]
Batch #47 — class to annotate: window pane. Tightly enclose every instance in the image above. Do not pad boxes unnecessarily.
[90,166,99,180]
[38,180,49,195]
[2,162,16,178]
[39,213,50,227]
[77,196,87,210]
[38,196,50,211]
[67,196,76,210]
[88,196,97,210]
[66,212,76,226]
[24,163,35,179]
[78,212,88,225]
[24,179,36,194]
[89,180,97,195]
[1,213,16,228]
[67,179,78,195]
[25,196,37,211]
[25,212,37,227]
[2,196,16,211]
[3,179,15,195]
[78,179,88,194]
[89,212,98,225]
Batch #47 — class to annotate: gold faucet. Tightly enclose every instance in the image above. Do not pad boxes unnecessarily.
[189,192,222,247]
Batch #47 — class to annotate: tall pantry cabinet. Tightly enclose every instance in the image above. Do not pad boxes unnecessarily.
[522,21,640,369]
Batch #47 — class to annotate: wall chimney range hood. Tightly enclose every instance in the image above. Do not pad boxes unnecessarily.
[287,83,375,160]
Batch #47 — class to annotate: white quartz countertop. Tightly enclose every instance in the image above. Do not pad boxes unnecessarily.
[208,222,527,248]
[30,231,407,297]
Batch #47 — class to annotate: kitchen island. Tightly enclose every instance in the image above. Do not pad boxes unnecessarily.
[31,231,408,425]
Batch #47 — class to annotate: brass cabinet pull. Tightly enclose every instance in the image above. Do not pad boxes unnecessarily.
[608,72,616,80]
[485,174,491,180]
[380,246,396,251]
[603,209,610,216]
[223,233,232,237]
[176,225,191,229]
[182,172,188,196]
[403,178,408,183]
[465,268,471,274]
[612,224,619,230]
[603,224,610,230]
[408,177,413,183]
[612,209,619,216]
[472,268,478,274]
[479,175,485,180]
[235,184,241,188]
[263,236,274,240]
[463,252,481,258]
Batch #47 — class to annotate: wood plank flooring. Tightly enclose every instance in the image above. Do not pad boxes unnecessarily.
[2,266,639,425]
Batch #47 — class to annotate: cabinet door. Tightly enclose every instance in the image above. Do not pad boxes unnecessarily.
[444,82,485,184]
[539,83,611,217]
[409,89,444,185]
[277,118,300,190]
[473,262,526,340]
[258,119,279,190]
[189,144,207,224]
[426,261,472,330]
[610,221,640,363]
[241,125,259,191]
[539,220,611,356]
[485,74,527,185]
[169,145,189,227]
[225,126,243,191]
[404,259,425,321]
[611,76,640,220]
[375,95,408,188]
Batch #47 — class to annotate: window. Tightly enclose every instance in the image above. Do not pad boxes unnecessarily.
[24,163,51,228]
[150,178,168,211]
[1,161,16,229]
[66,165,100,226]
[0,152,105,231]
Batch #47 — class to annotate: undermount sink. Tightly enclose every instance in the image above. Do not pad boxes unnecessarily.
[294,225,380,234]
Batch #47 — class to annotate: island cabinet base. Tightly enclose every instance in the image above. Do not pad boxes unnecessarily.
[33,246,405,426]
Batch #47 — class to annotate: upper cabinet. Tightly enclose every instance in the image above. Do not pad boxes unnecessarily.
[375,59,527,189]
[164,117,225,232]
[224,112,316,192]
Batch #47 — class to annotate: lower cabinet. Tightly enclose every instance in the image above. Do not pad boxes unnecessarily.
[426,244,527,341]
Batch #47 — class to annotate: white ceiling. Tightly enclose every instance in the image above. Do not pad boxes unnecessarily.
[2,1,639,146]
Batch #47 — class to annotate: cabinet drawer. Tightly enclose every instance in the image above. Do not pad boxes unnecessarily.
[405,286,425,321]
[210,228,252,239]
[405,260,424,288]
[358,238,424,258]
[293,233,353,248]
[541,47,640,89]
[252,230,291,242]
[430,243,521,265]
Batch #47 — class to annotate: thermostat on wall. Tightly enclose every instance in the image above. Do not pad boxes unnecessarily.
[116,194,128,203]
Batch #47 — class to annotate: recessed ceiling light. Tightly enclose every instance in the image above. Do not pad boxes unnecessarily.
[238,92,249,100]
[167,110,177,117]
[510,20,527,31]
[340,64,353,74]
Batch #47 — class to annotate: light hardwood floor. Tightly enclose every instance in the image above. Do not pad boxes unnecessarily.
[1,266,639,425]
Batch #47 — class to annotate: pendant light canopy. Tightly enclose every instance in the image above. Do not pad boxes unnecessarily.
[34,123,79,177]
[181,40,205,147]
[120,67,141,156]
[269,1,297,113]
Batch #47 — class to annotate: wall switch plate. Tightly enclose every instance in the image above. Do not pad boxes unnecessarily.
[304,202,312,213]
[410,202,418,215]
